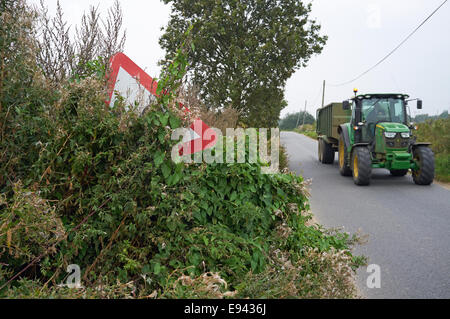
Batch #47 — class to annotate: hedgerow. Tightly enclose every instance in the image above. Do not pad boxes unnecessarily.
[415,118,450,183]
[0,0,363,298]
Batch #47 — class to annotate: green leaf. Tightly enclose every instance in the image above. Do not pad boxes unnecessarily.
[169,115,180,129]
[153,262,161,275]
[160,113,169,126]
[142,264,151,274]
[161,163,171,179]
[154,151,165,167]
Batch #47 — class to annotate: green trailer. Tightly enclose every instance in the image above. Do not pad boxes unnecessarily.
[316,102,352,164]
[316,92,435,186]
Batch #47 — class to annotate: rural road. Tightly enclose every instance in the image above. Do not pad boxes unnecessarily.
[281,131,450,299]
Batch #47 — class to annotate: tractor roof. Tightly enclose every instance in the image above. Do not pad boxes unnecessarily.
[353,93,410,100]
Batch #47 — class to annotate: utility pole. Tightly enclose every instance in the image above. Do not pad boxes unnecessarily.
[296,100,308,129]
[321,80,326,108]
[295,105,301,128]
[302,100,307,126]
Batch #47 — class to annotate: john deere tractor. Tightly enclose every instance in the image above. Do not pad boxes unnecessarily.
[316,92,435,186]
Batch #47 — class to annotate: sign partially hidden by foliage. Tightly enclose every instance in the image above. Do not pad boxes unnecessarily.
[0,0,363,298]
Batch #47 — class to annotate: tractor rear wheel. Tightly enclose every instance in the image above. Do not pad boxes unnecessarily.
[390,169,408,177]
[412,146,434,185]
[338,134,352,176]
[351,147,372,186]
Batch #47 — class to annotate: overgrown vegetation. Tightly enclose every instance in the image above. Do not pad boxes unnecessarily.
[294,124,318,140]
[415,118,450,182]
[0,0,364,298]
[279,112,315,131]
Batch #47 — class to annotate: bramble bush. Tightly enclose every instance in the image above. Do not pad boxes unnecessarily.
[0,0,363,298]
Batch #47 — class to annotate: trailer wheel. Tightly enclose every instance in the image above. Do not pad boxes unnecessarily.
[338,134,352,176]
[412,146,434,185]
[390,169,408,177]
[319,139,334,164]
[324,141,334,164]
[351,147,372,186]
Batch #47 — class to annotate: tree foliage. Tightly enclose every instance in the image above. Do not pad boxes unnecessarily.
[413,110,448,123]
[159,0,327,127]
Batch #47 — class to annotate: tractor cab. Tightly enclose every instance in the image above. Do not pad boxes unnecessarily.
[343,93,421,148]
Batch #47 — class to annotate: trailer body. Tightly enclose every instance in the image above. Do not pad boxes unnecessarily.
[316,103,351,148]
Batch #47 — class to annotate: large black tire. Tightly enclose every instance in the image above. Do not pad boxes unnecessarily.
[322,140,335,164]
[318,138,334,164]
[412,146,434,185]
[351,147,372,186]
[338,134,352,176]
[390,169,408,177]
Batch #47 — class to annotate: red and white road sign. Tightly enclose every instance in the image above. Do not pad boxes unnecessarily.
[107,52,216,155]
[178,119,217,155]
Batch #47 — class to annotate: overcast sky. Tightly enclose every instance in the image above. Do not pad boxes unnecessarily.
[29,0,450,119]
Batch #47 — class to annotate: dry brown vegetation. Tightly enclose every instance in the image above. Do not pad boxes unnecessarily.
[35,0,126,82]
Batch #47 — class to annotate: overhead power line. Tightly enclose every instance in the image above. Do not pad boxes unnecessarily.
[328,0,448,87]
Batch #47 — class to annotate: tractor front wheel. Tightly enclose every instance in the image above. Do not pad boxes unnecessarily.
[412,146,434,185]
[351,147,372,186]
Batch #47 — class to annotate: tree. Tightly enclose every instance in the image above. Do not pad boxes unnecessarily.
[279,111,315,131]
[438,110,449,119]
[159,0,327,127]
[414,110,449,123]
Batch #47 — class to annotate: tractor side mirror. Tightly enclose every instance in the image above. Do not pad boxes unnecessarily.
[417,100,423,110]
[343,100,350,110]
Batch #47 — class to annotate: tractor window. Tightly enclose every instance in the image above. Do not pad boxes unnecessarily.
[392,100,406,123]
[351,101,356,124]
[362,98,405,124]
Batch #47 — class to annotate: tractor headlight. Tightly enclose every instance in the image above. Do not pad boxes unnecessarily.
[400,132,410,138]
[384,132,396,139]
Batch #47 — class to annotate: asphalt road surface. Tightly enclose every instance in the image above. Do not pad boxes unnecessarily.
[281,131,450,299]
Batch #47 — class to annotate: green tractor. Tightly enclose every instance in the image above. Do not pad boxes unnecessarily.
[316,92,435,186]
